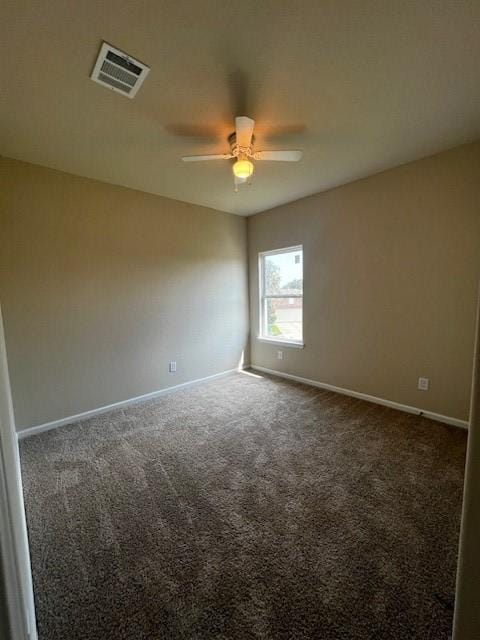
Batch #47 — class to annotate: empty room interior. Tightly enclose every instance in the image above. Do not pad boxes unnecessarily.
[1,2,480,639]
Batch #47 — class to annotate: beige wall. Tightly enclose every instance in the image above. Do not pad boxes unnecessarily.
[2,142,479,429]
[248,142,480,422]
[0,159,249,430]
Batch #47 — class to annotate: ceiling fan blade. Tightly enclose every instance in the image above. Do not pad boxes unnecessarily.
[182,154,232,162]
[235,116,255,148]
[254,150,303,161]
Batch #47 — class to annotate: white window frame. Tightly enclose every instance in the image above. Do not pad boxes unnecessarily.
[258,245,304,348]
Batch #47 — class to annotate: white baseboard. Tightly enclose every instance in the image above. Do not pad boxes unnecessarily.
[17,367,244,440]
[251,365,469,430]
[17,363,468,440]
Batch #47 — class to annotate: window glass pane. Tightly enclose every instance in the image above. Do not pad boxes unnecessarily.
[264,250,303,296]
[265,297,303,341]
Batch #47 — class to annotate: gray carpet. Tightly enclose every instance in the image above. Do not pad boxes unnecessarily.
[20,371,467,639]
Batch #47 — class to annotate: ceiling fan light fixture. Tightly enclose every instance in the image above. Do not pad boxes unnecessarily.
[233,159,254,179]
[181,116,302,188]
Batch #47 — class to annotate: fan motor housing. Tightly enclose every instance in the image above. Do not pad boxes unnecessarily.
[228,132,255,155]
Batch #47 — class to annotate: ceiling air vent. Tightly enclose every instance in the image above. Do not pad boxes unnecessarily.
[90,42,150,98]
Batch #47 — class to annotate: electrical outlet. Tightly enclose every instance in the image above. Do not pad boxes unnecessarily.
[277,350,284,360]
[169,361,177,373]
[418,377,429,391]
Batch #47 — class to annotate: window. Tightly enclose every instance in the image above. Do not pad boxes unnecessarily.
[259,246,303,345]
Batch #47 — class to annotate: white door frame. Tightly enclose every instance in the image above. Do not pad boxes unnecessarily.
[0,304,37,640]
[452,288,480,638]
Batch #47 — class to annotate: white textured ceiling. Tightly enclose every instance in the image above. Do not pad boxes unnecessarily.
[1,0,480,215]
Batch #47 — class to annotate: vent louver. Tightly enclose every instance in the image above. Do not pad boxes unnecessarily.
[90,42,150,98]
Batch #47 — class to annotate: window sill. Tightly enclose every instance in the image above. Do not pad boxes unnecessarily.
[256,337,305,349]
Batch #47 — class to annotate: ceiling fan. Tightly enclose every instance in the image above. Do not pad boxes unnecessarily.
[181,116,302,191]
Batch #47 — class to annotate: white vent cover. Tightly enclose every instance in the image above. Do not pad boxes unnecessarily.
[90,42,150,98]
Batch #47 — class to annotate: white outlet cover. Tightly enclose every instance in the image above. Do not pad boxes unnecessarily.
[277,351,284,360]
[169,361,177,373]
[418,377,429,391]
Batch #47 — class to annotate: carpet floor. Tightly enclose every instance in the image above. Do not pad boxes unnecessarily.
[20,371,467,640]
